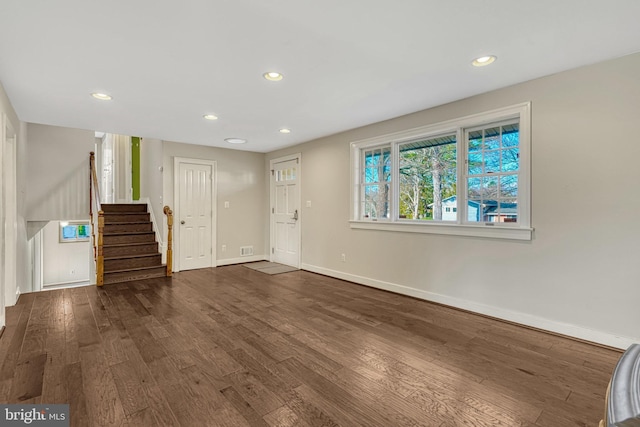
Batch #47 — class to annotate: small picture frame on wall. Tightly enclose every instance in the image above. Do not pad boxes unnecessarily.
[59,221,91,243]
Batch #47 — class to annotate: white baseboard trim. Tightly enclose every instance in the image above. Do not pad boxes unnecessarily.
[43,278,91,287]
[42,280,91,291]
[301,263,637,350]
[217,255,268,266]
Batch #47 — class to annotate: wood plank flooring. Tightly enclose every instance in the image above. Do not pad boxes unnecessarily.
[0,265,621,426]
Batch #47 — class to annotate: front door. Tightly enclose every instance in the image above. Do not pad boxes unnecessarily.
[271,156,300,268]
[178,161,214,270]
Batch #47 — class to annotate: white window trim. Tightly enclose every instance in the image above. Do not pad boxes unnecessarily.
[350,102,532,241]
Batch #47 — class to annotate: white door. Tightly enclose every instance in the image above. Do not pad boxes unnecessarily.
[271,157,300,267]
[178,161,214,270]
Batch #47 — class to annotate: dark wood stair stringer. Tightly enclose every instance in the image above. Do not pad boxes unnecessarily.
[101,203,168,285]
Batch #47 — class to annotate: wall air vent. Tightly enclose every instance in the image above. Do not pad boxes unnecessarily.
[240,246,254,256]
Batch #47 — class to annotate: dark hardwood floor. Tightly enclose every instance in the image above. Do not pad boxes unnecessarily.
[0,265,621,426]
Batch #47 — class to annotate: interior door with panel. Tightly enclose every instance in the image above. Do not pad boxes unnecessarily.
[178,161,213,271]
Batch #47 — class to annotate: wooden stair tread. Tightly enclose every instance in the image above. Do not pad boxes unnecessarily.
[104,221,151,225]
[105,265,166,275]
[103,242,156,248]
[103,231,155,236]
[104,253,160,261]
[103,211,148,215]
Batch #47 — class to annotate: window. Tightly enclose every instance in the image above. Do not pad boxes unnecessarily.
[59,221,90,243]
[276,166,296,182]
[362,146,391,219]
[399,133,456,221]
[351,103,531,240]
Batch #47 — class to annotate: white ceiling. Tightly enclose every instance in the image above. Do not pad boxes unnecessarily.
[1,1,640,153]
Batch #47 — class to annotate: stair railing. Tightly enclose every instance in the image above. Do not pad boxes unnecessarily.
[163,206,173,277]
[89,152,104,286]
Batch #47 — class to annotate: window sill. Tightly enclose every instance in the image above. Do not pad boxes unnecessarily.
[349,220,533,241]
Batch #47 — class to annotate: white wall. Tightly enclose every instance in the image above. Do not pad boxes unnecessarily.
[17,121,29,293]
[26,123,94,221]
[41,221,90,286]
[0,81,26,315]
[0,82,19,130]
[3,116,18,307]
[266,52,640,349]
[140,138,164,228]
[162,141,266,265]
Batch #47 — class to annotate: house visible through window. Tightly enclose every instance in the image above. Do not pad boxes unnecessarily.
[467,121,519,223]
[350,103,531,240]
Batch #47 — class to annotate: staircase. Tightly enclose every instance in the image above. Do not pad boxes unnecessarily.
[101,203,167,284]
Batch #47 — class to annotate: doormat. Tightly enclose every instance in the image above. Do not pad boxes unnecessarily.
[243,261,298,275]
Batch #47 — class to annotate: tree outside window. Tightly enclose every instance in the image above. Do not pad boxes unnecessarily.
[399,135,456,221]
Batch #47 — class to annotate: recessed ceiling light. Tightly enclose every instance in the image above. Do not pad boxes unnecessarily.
[91,92,112,100]
[279,128,291,134]
[225,138,247,144]
[203,114,218,120]
[472,55,497,67]
[263,71,283,81]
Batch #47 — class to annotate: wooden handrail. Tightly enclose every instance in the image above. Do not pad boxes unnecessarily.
[163,206,173,277]
[90,152,94,259]
[89,153,93,219]
[97,211,104,286]
[90,152,104,286]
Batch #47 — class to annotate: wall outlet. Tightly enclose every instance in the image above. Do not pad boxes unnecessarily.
[306,200,312,207]
[224,201,230,208]
[222,245,227,252]
[70,269,75,275]
[341,253,346,262]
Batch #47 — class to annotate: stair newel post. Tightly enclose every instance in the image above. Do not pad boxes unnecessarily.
[97,210,105,286]
[164,206,173,277]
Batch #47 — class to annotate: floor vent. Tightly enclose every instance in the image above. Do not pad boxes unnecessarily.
[240,246,254,256]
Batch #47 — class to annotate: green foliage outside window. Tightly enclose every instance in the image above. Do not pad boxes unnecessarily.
[399,138,457,220]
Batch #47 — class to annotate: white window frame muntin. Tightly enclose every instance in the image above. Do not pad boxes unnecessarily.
[350,102,532,240]
[361,145,392,221]
[462,117,523,227]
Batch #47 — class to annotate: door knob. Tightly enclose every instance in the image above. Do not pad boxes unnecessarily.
[292,209,298,221]
[180,220,185,225]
